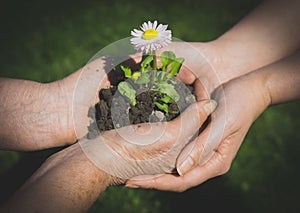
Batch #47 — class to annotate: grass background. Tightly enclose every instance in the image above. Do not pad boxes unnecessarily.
[0,0,299,212]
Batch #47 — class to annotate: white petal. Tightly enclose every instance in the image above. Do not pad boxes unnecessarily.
[148,21,152,29]
[156,24,163,32]
[131,21,172,53]
[153,20,158,29]
[160,24,168,32]
[131,29,143,37]
[142,22,148,31]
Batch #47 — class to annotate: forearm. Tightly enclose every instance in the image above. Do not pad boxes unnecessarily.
[211,0,300,84]
[1,143,116,213]
[264,51,300,104]
[242,50,300,109]
[0,78,76,150]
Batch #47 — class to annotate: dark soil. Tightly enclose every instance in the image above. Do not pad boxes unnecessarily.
[95,73,196,131]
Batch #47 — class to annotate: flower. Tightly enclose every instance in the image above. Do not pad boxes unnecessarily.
[130,20,172,54]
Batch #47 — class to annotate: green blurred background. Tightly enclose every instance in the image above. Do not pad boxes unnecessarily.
[0,0,299,212]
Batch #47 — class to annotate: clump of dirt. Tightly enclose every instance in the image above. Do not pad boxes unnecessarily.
[95,73,196,131]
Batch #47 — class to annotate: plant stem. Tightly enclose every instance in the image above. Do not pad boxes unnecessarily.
[153,52,157,70]
[152,51,157,85]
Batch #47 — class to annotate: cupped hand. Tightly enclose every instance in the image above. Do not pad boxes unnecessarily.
[156,41,236,93]
[125,74,271,191]
[59,55,142,142]
[79,99,217,181]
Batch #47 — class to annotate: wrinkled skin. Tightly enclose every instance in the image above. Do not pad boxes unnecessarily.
[80,99,216,180]
[62,53,216,180]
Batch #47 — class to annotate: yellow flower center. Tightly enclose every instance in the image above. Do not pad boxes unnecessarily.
[142,29,158,40]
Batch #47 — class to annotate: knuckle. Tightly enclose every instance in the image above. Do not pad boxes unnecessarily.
[212,153,232,176]
[192,141,205,159]
[218,162,231,175]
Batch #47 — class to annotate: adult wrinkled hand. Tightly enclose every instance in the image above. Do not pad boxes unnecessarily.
[79,99,217,181]
[62,54,142,141]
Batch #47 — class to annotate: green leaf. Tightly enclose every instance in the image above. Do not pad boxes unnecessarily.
[141,65,152,73]
[160,51,176,71]
[118,81,137,106]
[132,72,141,80]
[156,82,180,102]
[161,72,166,81]
[160,95,174,103]
[134,72,150,84]
[120,65,132,78]
[154,102,169,115]
[168,57,184,78]
[141,55,153,69]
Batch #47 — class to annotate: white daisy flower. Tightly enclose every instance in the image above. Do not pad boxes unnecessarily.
[130,20,172,54]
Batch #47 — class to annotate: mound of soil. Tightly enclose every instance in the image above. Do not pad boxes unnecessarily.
[95,74,196,131]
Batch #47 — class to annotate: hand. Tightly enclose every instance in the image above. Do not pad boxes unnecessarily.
[125,74,270,191]
[156,41,224,92]
[79,99,217,181]
[156,40,272,93]
[59,54,143,142]
[53,35,291,146]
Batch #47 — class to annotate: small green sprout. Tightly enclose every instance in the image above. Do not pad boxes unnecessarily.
[117,51,184,113]
[116,21,185,116]
[117,81,137,106]
[154,101,169,115]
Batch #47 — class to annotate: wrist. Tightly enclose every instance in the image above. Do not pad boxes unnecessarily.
[45,80,77,145]
[187,40,246,92]
[209,36,273,85]
[239,70,272,117]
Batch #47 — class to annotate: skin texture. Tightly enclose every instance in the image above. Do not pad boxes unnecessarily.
[1,0,299,211]
[0,95,215,212]
[1,143,114,213]
[80,100,216,179]
[0,54,216,211]
[126,0,300,191]
[0,78,76,150]
[126,51,300,192]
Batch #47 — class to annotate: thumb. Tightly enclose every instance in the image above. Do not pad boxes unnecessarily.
[176,117,222,176]
[169,99,217,141]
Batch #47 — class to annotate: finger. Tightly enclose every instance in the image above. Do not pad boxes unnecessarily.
[125,156,221,192]
[176,116,224,176]
[179,133,247,188]
[126,132,244,192]
[155,52,196,84]
[169,100,217,140]
[176,128,208,176]
[122,53,143,70]
[176,66,196,84]
[129,53,143,64]
[176,101,243,176]
[194,77,211,101]
[126,174,188,192]
[156,42,199,84]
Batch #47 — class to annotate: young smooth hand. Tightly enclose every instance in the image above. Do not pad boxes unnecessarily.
[125,51,300,191]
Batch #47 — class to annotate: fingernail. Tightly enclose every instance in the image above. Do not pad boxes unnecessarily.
[125,183,140,188]
[203,99,217,114]
[177,156,195,176]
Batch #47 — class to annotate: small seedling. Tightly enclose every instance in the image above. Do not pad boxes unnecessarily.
[117,21,185,115]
